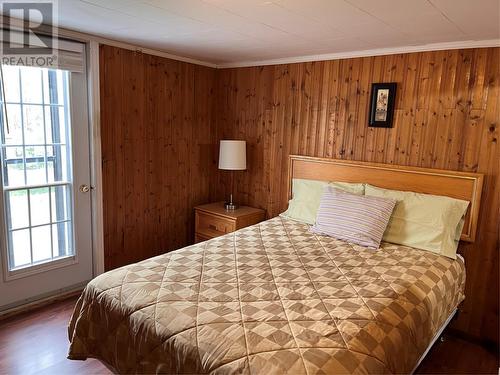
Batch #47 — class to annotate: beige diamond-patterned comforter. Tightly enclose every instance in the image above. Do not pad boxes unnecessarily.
[68,217,465,374]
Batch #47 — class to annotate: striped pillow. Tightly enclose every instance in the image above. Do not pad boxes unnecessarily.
[311,186,396,249]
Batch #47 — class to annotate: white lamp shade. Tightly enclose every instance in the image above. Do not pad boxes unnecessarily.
[218,140,247,170]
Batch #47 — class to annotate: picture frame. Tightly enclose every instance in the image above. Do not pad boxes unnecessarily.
[368,82,397,128]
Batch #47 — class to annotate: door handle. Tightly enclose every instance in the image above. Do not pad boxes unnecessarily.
[79,184,91,193]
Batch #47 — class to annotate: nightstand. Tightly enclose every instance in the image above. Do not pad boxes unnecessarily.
[194,202,266,243]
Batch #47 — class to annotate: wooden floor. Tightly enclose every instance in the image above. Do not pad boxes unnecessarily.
[0,298,497,374]
[0,298,110,375]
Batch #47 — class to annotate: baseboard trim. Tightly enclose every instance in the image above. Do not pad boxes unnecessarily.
[0,284,86,321]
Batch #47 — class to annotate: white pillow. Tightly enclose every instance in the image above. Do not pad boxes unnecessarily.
[365,184,469,259]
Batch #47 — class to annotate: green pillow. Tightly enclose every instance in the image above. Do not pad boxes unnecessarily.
[364,184,469,259]
[280,179,365,225]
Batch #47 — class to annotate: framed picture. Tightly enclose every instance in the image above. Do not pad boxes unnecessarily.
[368,82,397,128]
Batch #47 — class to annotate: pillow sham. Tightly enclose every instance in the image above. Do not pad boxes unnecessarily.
[280,179,365,224]
[311,186,396,249]
[364,184,469,259]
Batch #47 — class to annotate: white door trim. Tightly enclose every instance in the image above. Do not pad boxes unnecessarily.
[87,40,104,276]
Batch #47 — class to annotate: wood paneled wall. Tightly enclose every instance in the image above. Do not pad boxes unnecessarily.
[100,45,216,270]
[212,48,499,344]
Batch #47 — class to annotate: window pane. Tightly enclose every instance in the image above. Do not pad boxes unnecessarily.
[26,146,46,185]
[10,229,31,268]
[24,104,45,145]
[3,146,25,187]
[30,187,50,226]
[42,69,49,103]
[2,65,20,103]
[21,67,43,104]
[47,145,69,182]
[45,106,67,144]
[43,69,66,105]
[3,104,23,145]
[52,221,73,258]
[6,190,29,229]
[32,225,51,262]
[51,185,71,221]
[5,145,23,159]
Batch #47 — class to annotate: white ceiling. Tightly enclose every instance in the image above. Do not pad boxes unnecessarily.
[12,0,500,66]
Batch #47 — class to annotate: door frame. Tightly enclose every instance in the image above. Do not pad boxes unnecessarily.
[0,63,92,283]
[0,49,95,311]
[0,39,103,315]
[0,41,103,286]
[87,40,105,276]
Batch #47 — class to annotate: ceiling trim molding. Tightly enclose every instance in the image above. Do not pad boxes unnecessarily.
[80,36,219,68]
[3,16,498,70]
[54,28,219,69]
[215,39,500,69]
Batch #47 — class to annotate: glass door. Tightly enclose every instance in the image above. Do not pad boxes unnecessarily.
[0,63,93,310]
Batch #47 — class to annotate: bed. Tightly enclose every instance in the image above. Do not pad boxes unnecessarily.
[68,156,483,374]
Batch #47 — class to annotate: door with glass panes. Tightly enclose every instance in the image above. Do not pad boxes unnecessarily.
[0,62,93,310]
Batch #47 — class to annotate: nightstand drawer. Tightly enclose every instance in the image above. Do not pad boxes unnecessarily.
[196,211,236,238]
[195,233,211,243]
[194,202,265,243]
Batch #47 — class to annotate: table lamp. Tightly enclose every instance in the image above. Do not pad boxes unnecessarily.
[218,140,246,210]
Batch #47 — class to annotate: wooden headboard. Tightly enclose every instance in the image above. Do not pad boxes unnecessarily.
[288,155,484,242]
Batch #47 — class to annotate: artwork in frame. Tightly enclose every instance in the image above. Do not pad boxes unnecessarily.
[369,82,397,128]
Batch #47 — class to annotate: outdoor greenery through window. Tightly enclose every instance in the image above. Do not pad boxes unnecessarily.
[1,65,74,271]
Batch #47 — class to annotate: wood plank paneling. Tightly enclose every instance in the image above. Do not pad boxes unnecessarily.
[100,45,216,270]
[212,48,499,344]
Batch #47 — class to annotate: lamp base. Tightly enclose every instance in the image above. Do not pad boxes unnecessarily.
[224,202,238,210]
[225,193,238,210]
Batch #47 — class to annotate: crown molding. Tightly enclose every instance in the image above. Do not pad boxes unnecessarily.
[63,30,219,69]
[215,39,500,69]
[2,15,498,70]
